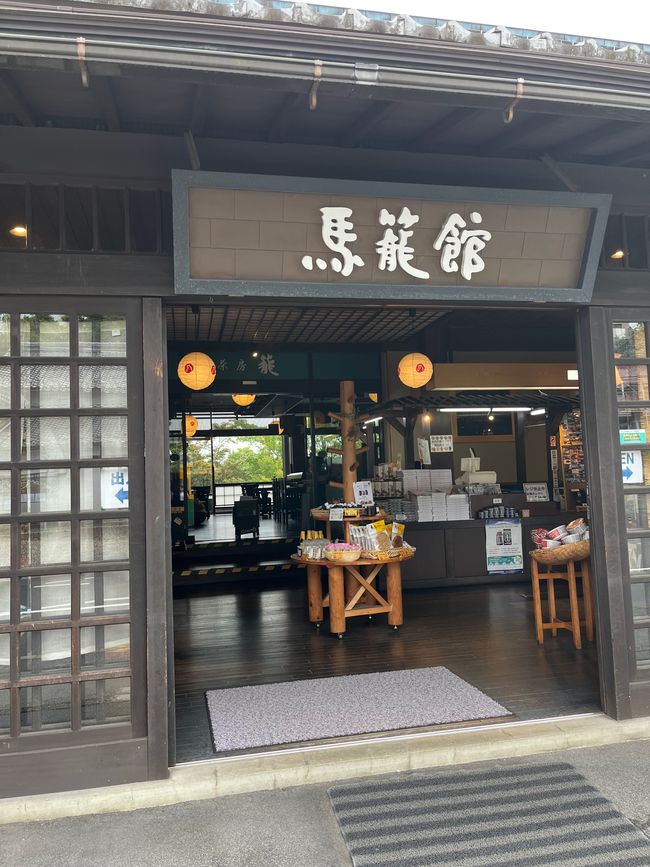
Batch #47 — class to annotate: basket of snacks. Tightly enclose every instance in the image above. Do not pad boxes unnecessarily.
[530,522,590,565]
[324,543,362,563]
[530,540,590,565]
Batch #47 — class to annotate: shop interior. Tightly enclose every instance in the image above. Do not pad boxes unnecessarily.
[169,303,601,764]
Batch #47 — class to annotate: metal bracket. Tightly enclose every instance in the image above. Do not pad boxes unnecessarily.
[503,77,525,124]
[309,59,322,111]
[76,37,89,89]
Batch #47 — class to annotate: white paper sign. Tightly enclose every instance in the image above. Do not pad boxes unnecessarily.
[485,519,523,574]
[622,450,644,485]
[329,506,344,521]
[100,467,129,510]
[353,480,374,505]
[417,437,431,465]
[430,435,454,453]
[523,482,550,502]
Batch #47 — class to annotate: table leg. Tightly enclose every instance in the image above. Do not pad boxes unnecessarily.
[548,575,557,636]
[345,568,357,605]
[566,560,582,650]
[307,564,323,624]
[386,562,403,627]
[328,565,346,636]
[580,558,595,642]
[531,558,544,645]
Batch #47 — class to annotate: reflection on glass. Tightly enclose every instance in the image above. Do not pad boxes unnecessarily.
[0,689,9,735]
[80,518,129,563]
[632,583,650,622]
[619,408,650,442]
[80,624,130,670]
[20,314,70,357]
[80,570,129,617]
[80,467,129,512]
[21,365,70,409]
[628,537,650,578]
[79,366,127,408]
[613,322,647,358]
[625,494,650,530]
[20,629,71,676]
[20,468,70,514]
[79,416,128,459]
[0,366,10,409]
[20,417,70,462]
[20,575,71,622]
[0,577,8,622]
[0,471,9,515]
[616,365,649,402]
[0,525,10,569]
[81,677,131,725]
[79,316,127,357]
[635,628,650,667]
[20,521,71,566]
[0,315,10,357]
[0,417,10,461]
[0,633,9,678]
[21,683,71,731]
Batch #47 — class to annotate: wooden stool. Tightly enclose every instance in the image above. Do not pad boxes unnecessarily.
[530,555,594,650]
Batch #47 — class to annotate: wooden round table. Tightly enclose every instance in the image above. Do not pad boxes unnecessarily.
[293,551,414,638]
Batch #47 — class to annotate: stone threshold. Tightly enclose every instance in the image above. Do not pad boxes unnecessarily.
[2,713,650,825]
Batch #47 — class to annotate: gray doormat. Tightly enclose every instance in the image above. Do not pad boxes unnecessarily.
[329,762,650,866]
[206,667,510,752]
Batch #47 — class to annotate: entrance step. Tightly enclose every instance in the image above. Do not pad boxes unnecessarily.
[173,558,305,587]
[173,537,298,564]
[3,714,649,825]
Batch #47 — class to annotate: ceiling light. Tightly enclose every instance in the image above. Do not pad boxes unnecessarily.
[439,408,491,413]
[567,369,579,381]
[530,408,546,416]
[364,416,383,426]
[492,407,532,412]
[423,413,431,422]
[610,249,625,260]
[487,411,495,421]
[251,351,259,358]
[9,225,27,237]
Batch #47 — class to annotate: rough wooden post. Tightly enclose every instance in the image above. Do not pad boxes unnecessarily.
[340,379,357,502]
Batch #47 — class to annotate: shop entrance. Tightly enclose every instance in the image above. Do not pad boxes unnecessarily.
[168,303,601,764]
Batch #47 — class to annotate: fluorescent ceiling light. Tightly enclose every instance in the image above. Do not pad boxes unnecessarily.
[364,416,383,425]
[439,407,491,413]
[567,369,579,381]
[492,407,532,412]
[530,408,546,416]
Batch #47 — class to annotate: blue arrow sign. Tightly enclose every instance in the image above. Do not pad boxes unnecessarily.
[115,488,129,504]
[622,466,634,480]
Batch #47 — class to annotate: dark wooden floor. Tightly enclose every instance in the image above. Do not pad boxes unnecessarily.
[173,579,601,763]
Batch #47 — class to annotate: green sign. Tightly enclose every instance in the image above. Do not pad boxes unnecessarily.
[620,429,647,445]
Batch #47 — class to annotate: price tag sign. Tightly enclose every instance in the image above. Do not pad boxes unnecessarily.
[523,483,550,502]
[329,507,344,521]
[353,480,374,505]
[430,435,454,453]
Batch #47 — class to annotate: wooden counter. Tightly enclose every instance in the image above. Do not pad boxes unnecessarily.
[400,513,581,589]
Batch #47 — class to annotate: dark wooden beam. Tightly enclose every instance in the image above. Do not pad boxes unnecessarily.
[606,135,650,166]
[0,70,35,126]
[483,113,562,155]
[190,84,211,136]
[549,119,626,159]
[268,92,304,143]
[91,76,121,133]
[405,107,480,151]
[539,154,579,192]
[339,100,394,147]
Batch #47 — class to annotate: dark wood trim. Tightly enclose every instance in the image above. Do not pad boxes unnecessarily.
[142,297,173,778]
[576,306,633,719]
[0,738,148,798]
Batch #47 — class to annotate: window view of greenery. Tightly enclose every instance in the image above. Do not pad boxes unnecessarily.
[172,419,284,485]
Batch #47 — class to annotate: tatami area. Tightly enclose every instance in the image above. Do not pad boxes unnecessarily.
[173,581,600,764]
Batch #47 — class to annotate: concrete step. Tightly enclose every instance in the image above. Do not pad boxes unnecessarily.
[3,713,649,825]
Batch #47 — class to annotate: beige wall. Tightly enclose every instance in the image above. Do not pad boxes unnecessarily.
[452,441,517,483]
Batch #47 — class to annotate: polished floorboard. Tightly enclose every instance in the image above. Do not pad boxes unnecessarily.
[193,513,297,543]
[173,580,600,764]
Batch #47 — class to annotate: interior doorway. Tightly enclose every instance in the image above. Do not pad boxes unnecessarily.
[167,303,600,764]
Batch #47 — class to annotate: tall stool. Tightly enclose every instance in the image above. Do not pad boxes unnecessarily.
[530,551,594,650]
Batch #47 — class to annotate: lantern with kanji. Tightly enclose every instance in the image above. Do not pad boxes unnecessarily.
[184,415,198,438]
[397,353,433,389]
[177,352,216,391]
[232,394,255,408]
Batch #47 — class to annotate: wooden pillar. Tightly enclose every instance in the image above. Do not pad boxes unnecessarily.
[340,380,357,502]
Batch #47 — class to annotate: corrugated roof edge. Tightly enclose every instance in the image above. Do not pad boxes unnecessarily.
[73,0,650,64]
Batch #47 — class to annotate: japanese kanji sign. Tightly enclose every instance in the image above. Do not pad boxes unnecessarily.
[176,171,611,302]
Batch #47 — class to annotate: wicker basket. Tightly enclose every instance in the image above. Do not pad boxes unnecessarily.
[325,548,361,563]
[530,539,590,565]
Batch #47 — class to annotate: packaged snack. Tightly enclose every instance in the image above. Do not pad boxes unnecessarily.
[390,521,405,548]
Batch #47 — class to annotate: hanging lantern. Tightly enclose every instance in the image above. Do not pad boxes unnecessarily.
[368,393,379,403]
[232,394,256,407]
[271,419,284,435]
[397,352,433,389]
[184,415,198,438]
[177,352,216,391]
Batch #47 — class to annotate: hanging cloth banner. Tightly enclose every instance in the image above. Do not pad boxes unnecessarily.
[485,518,523,574]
